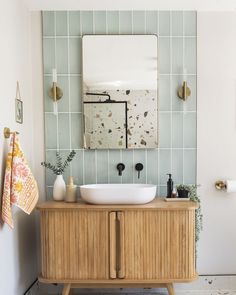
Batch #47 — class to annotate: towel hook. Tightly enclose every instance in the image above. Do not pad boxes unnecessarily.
[4,127,19,139]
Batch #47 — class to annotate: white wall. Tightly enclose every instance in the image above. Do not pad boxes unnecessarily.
[0,1,42,294]
[30,12,45,204]
[197,12,236,274]
[30,10,46,275]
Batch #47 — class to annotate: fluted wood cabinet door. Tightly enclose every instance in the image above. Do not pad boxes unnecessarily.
[122,210,196,280]
[40,210,109,280]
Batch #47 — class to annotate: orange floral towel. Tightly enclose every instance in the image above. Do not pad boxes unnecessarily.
[1,133,39,228]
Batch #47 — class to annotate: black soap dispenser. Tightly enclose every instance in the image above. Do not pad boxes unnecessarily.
[166,173,173,198]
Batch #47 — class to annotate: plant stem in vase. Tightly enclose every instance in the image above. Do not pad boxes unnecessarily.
[41,150,76,201]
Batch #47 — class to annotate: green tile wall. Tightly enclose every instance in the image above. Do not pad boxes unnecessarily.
[42,10,197,198]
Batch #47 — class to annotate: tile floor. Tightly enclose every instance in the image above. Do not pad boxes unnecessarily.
[27,277,236,295]
[34,291,236,295]
[28,284,236,295]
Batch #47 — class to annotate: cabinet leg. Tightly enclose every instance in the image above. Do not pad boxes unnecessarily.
[166,283,175,295]
[62,283,71,295]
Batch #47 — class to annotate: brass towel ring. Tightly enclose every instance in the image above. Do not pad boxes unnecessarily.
[4,127,19,139]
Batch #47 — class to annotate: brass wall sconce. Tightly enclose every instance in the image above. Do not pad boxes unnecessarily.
[48,69,63,115]
[177,69,191,101]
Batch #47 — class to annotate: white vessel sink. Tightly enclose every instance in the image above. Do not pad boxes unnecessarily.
[80,184,157,205]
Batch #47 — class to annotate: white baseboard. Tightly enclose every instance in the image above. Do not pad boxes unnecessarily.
[26,276,236,295]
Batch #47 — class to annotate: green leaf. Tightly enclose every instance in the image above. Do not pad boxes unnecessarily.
[41,150,76,175]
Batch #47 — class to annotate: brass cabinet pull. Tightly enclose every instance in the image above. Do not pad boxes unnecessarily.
[109,211,125,279]
[117,212,125,279]
[109,212,117,279]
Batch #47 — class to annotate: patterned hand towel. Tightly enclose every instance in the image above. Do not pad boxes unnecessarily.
[1,133,39,228]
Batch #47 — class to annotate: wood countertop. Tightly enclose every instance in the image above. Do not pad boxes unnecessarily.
[37,198,198,210]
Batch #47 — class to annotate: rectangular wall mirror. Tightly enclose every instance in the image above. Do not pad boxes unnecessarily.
[82,35,158,149]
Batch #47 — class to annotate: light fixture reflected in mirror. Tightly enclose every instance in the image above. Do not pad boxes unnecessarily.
[48,69,63,115]
[177,68,191,101]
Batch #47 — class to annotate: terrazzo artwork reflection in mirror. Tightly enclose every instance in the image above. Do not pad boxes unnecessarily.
[83,89,158,149]
[82,35,158,149]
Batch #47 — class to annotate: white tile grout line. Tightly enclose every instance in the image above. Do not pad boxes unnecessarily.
[45,110,196,114]
[92,9,95,34]
[92,10,98,184]
[160,110,196,113]
[108,150,110,183]
[144,10,148,185]
[105,10,108,34]
[119,11,124,183]
[54,12,59,153]
[79,11,85,185]
[67,11,72,177]
[131,10,134,34]
[108,11,121,184]
[145,149,148,184]
[170,11,173,179]
[44,73,82,77]
[45,111,83,114]
[43,35,197,38]
[156,7,160,187]
[82,148,85,185]
[132,149,135,183]
[157,10,160,195]
[46,147,197,151]
[195,11,198,186]
[159,73,197,76]
[95,149,98,184]
[131,10,135,184]
[120,11,124,184]
[44,73,196,76]
[120,149,123,183]
[118,10,120,34]
[106,10,109,184]
[182,11,185,184]
[144,10,147,34]
[46,183,198,188]
[80,10,83,36]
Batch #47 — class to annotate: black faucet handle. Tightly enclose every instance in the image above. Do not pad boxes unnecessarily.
[135,163,144,179]
[117,163,125,176]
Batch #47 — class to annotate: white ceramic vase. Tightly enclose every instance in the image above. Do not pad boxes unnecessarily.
[53,174,66,201]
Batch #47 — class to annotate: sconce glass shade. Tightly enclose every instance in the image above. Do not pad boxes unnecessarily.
[49,69,63,115]
[53,101,58,115]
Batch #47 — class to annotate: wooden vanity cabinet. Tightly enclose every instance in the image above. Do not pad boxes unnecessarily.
[39,210,110,280]
[38,199,198,295]
[121,210,196,280]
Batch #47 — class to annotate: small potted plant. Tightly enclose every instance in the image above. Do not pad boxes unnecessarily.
[176,184,190,198]
[41,150,76,201]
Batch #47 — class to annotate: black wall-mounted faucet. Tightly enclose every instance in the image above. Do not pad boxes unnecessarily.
[117,163,125,176]
[135,163,144,179]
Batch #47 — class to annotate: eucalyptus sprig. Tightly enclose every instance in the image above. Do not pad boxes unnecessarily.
[41,150,76,175]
